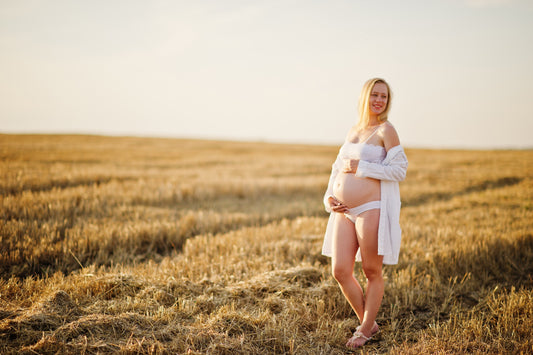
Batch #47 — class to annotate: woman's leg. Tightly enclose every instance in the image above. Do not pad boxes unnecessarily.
[331,214,365,323]
[354,208,384,337]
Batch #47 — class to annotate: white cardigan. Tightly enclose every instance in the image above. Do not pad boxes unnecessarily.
[322,145,408,265]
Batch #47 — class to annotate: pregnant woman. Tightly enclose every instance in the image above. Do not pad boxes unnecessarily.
[322,78,408,349]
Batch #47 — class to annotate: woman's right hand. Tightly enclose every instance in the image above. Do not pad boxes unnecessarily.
[328,196,349,213]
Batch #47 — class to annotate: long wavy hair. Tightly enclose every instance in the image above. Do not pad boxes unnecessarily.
[356,78,392,131]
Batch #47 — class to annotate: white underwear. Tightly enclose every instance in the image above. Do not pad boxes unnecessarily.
[344,200,380,223]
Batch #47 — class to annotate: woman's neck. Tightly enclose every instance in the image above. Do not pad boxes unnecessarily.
[368,117,380,127]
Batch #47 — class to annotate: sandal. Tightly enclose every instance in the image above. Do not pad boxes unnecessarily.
[355,322,380,336]
[346,330,372,349]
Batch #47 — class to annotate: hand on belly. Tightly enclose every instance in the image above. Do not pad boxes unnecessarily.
[327,196,349,213]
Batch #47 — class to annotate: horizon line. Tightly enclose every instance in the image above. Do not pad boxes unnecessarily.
[2,130,532,151]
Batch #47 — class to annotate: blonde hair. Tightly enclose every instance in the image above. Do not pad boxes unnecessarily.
[356,78,392,131]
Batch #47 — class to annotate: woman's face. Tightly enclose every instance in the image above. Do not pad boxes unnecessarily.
[369,83,389,116]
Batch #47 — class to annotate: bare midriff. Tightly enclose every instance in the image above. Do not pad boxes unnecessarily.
[333,173,380,208]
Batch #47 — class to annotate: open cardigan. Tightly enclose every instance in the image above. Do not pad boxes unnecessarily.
[322,145,408,265]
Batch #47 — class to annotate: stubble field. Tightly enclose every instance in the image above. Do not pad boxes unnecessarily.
[0,134,532,354]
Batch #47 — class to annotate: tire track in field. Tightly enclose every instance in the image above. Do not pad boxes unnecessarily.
[2,176,136,196]
[402,176,523,207]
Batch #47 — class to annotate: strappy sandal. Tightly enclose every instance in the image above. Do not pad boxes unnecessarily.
[355,322,380,336]
[346,330,372,349]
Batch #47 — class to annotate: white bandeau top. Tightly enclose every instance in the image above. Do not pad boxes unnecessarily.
[338,127,386,163]
[338,141,386,164]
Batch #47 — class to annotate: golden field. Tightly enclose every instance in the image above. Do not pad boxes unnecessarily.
[0,134,532,354]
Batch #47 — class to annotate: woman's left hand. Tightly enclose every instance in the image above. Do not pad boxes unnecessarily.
[343,159,359,173]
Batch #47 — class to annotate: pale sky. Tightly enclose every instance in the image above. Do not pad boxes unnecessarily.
[1,0,532,148]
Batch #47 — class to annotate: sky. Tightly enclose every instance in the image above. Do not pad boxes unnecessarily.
[1,0,532,149]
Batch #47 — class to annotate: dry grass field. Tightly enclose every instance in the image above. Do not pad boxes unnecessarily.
[1,134,532,354]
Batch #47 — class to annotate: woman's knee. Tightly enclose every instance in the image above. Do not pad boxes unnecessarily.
[332,263,353,283]
[362,262,382,280]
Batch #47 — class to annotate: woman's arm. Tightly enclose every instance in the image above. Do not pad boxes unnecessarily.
[323,127,358,212]
[382,122,401,151]
[323,154,342,212]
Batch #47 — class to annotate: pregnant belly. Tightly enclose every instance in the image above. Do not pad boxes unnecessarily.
[333,173,380,208]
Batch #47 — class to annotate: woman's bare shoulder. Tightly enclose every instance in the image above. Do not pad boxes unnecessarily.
[381,121,400,148]
[345,125,359,140]
[381,121,398,134]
